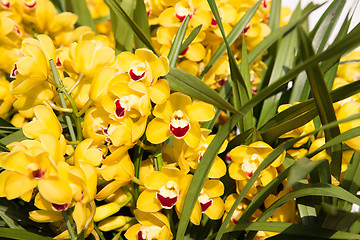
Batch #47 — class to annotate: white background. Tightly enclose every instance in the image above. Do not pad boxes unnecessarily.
[282,0,360,46]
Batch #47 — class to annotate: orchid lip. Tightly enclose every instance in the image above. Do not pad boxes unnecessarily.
[10,64,18,78]
[51,202,70,211]
[200,199,213,212]
[24,0,37,8]
[170,123,190,138]
[137,231,145,240]
[32,169,45,179]
[156,192,178,209]
[1,1,10,8]
[129,69,146,81]
[114,99,126,118]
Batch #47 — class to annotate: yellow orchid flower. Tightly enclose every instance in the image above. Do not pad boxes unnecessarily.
[158,0,212,30]
[337,50,360,82]
[229,141,285,187]
[66,38,115,77]
[0,11,22,48]
[22,105,62,140]
[176,175,225,225]
[146,92,215,148]
[223,193,262,226]
[308,137,331,161]
[125,209,173,240]
[33,0,78,36]
[99,147,134,190]
[74,138,107,167]
[10,107,34,127]
[0,134,72,204]
[203,55,230,89]
[116,48,170,104]
[137,166,185,212]
[264,190,297,223]
[337,100,360,151]
[82,107,110,145]
[0,77,16,117]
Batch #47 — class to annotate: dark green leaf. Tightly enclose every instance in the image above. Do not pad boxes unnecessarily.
[0,130,27,146]
[179,24,202,54]
[134,0,151,49]
[0,228,53,240]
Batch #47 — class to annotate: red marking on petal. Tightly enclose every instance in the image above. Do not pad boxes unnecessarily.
[170,123,189,138]
[211,18,217,26]
[10,64,18,78]
[14,25,21,36]
[32,169,45,179]
[147,10,151,17]
[1,1,10,8]
[51,203,70,211]
[252,88,257,95]
[231,216,238,225]
[263,0,267,8]
[200,199,213,212]
[175,13,192,22]
[56,57,62,67]
[25,0,37,8]
[156,192,177,208]
[137,231,145,240]
[217,79,226,86]
[179,46,189,56]
[243,25,250,33]
[115,99,126,118]
[129,69,145,81]
[245,171,253,178]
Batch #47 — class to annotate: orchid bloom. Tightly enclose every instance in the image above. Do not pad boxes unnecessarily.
[146,92,215,148]
[229,141,285,187]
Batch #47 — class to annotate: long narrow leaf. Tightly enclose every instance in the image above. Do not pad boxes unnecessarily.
[166,68,242,115]
[105,0,156,53]
[0,228,53,240]
[167,16,190,68]
[71,0,96,32]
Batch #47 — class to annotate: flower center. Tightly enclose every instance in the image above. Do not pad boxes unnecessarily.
[32,169,45,179]
[231,203,246,225]
[114,97,131,118]
[211,18,217,26]
[169,110,190,138]
[156,180,179,209]
[137,226,162,240]
[175,3,192,22]
[129,61,146,81]
[241,156,259,178]
[51,203,70,211]
[198,190,213,212]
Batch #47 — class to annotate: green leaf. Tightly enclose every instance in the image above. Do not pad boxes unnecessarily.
[176,113,243,239]
[134,0,151,49]
[341,151,360,197]
[0,142,9,152]
[109,0,136,52]
[260,79,360,143]
[0,130,27,146]
[105,0,156,53]
[0,118,15,128]
[247,3,322,66]
[199,0,262,79]
[207,0,251,132]
[167,16,190,68]
[165,68,242,115]
[179,25,202,54]
[206,222,360,240]
[286,157,328,189]
[298,27,342,180]
[0,228,53,240]
[71,0,96,32]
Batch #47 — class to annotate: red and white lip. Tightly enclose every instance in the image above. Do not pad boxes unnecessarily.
[10,64,18,78]
[174,4,192,22]
[137,226,162,240]
[198,190,213,212]
[156,180,179,209]
[169,110,190,138]
[241,154,260,178]
[51,202,70,211]
[129,61,147,81]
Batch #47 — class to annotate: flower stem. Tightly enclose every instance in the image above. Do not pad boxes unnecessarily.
[153,151,163,171]
[68,73,85,93]
[62,211,77,240]
[45,100,73,113]
[49,59,83,142]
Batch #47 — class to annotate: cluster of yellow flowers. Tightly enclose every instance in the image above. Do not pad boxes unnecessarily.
[0,0,359,240]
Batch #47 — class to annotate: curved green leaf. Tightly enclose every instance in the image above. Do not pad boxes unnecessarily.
[167,16,190,67]
[71,0,96,32]
[0,228,53,240]
[165,68,242,115]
